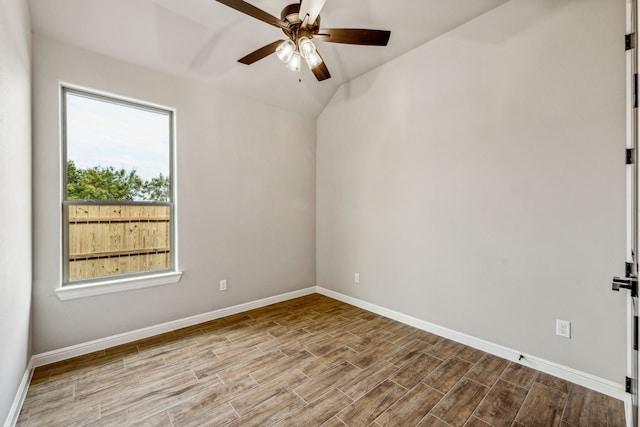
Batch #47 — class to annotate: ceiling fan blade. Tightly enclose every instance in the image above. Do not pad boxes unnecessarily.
[214,0,289,30]
[299,0,327,28]
[316,28,391,46]
[238,40,283,65]
[310,50,331,81]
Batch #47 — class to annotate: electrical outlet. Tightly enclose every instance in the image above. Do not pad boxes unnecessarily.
[556,319,570,338]
[219,280,227,291]
[354,273,360,284]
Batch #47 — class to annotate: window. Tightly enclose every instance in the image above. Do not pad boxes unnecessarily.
[60,86,179,296]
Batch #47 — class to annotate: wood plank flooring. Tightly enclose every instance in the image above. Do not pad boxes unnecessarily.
[17,294,626,426]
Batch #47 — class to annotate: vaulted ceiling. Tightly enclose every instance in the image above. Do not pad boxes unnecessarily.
[29,0,509,117]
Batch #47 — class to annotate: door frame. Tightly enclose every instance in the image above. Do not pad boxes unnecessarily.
[628,0,639,424]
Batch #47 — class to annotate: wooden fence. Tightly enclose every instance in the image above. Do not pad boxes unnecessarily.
[67,204,171,281]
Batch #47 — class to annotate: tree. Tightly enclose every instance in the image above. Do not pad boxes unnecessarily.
[67,160,169,202]
[142,173,170,202]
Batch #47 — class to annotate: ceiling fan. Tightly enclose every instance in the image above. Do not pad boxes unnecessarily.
[214,0,391,81]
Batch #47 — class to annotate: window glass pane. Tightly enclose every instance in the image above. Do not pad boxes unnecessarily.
[65,91,171,202]
[63,88,174,285]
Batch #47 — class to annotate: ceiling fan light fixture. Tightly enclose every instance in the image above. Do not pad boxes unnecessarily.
[276,40,296,63]
[305,50,323,69]
[298,37,316,60]
[286,52,301,71]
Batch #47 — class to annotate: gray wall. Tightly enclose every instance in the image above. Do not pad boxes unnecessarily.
[317,0,627,382]
[0,0,32,422]
[32,35,316,354]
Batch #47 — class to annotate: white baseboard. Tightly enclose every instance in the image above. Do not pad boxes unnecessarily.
[3,359,33,427]
[32,287,316,367]
[316,286,627,403]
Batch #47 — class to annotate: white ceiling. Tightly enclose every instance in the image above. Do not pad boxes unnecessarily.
[29,0,509,117]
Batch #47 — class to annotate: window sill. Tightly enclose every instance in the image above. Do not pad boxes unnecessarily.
[55,271,182,301]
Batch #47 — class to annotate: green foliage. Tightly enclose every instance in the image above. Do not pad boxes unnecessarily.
[67,160,170,202]
[143,174,170,202]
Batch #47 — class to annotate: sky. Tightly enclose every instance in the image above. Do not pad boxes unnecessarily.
[66,92,171,181]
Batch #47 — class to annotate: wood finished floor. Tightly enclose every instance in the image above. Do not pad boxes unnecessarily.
[17,294,625,427]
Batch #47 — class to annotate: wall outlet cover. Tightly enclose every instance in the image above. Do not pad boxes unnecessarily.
[556,319,570,338]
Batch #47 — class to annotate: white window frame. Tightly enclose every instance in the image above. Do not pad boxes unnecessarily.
[56,84,181,300]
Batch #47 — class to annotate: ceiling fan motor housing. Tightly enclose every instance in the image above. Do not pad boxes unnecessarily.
[281,3,321,39]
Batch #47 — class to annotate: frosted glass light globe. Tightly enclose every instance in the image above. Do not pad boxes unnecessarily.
[298,37,316,59]
[286,52,301,71]
[276,40,295,63]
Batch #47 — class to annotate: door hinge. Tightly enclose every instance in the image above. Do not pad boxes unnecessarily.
[627,33,636,51]
[626,376,633,394]
[627,148,635,165]
[627,262,637,277]
[635,316,638,351]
